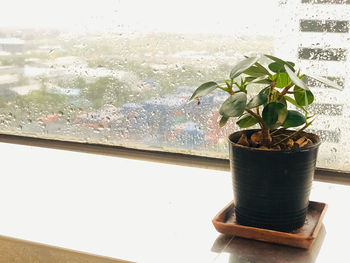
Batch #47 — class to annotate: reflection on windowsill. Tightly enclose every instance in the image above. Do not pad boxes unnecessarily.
[212,225,326,263]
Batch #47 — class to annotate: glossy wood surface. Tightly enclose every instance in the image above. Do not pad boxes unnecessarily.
[0,235,131,263]
[0,141,349,262]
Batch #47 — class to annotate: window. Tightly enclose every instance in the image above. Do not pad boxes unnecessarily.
[0,0,349,171]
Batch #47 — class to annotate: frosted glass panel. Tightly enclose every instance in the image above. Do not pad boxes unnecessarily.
[0,0,349,171]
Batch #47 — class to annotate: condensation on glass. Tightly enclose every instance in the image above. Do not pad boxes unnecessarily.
[0,0,349,171]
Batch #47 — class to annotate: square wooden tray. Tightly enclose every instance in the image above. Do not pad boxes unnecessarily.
[212,200,327,249]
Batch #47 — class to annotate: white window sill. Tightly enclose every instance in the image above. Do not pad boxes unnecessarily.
[0,141,349,263]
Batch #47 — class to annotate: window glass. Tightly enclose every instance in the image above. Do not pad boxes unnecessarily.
[0,0,349,170]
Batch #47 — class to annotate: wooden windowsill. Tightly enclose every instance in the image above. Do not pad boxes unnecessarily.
[0,235,131,263]
[0,137,349,262]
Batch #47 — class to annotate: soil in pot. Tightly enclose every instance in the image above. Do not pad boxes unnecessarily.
[236,129,314,151]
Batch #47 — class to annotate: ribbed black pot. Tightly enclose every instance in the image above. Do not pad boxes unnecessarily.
[229,129,321,232]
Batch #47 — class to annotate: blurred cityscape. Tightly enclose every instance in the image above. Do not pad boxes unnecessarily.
[0,29,272,157]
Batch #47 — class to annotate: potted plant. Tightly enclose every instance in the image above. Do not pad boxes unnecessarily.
[189,54,341,232]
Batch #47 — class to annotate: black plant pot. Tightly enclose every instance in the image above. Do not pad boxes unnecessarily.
[228,129,321,232]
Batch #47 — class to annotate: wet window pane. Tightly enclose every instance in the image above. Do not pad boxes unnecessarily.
[0,0,350,171]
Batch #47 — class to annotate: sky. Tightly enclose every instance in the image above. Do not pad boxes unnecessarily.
[0,0,278,35]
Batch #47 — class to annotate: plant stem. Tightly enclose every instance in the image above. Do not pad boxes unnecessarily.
[261,127,272,147]
[246,109,264,128]
[278,84,293,100]
[270,128,285,136]
[268,81,277,103]
[245,109,272,146]
[217,85,232,94]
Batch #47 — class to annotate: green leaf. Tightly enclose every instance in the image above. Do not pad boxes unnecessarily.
[294,86,314,106]
[254,62,271,76]
[262,102,288,129]
[245,76,272,85]
[305,74,343,90]
[261,86,271,103]
[230,57,258,79]
[219,116,229,127]
[223,79,231,88]
[278,93,287,106]
[244,66,268,77]
[282,110,306,128]
[284,96,307,112]
[268,61,294,74]
[219,92,247,117]
[285,65,309,90]
[264,54,295,71]
[245,76,257,82]
[268,62,286,73]
[275,73,291,89]
[263,89,287,105]
[188,81,217,102]
[246,92,268,109]
[252,77,273,84]
[236,114,258,128]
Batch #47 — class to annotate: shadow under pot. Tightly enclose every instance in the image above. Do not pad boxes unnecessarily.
[228,129,321,232]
